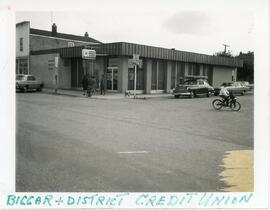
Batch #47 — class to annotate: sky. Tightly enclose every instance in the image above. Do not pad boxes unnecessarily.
[14,0,259,56]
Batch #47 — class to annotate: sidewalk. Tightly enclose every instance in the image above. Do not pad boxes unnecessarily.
[42,88,172,100]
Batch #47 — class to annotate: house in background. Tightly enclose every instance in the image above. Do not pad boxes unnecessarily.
[16,21,243,94]
[16,21,101,75]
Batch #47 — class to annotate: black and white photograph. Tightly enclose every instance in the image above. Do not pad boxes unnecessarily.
[0,0,269,208]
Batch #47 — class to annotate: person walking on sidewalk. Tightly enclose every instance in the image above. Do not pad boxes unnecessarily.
[81,74,88,96]
[100,74,106,95]
[87,75,96,97]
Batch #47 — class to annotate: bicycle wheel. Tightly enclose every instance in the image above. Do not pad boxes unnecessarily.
[212,99,223,110]
[230,101,241,111]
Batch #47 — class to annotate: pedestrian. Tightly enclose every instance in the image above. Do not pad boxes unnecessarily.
[87,75,96,97]
[100,74,106,95]
[91,76,96,95]
[219,85,230,105]
[81,74,88,96]
[87,75,92,97]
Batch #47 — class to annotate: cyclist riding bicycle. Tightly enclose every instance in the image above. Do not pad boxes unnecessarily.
[219,86,230,106]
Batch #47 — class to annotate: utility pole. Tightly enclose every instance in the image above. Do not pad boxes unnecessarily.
[50,12,53,25]
[223,44,230,53]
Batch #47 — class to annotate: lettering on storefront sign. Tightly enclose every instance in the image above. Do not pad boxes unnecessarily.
[48,59,54,71]
[128,59,143,68]
[82,49,96,60]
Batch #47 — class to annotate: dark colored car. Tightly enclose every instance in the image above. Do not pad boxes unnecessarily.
[173,79,214,98]
[214,81,250,96]
[16,74,44,92]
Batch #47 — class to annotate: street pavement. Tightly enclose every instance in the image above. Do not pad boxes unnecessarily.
[16,92,253,192]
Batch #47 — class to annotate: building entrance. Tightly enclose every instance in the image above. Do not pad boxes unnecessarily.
[71,59,83,88]
[151,60,166,93]
[106,67,118,91]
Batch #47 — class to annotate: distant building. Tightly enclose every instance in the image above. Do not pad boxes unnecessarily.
[16,21,243,94]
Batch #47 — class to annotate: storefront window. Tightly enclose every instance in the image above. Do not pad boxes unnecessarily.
[16,59,28,74]
[171,62,176,89]
[158,60,166,90]
[177,62,185,84]
[128,63,144,90]
[151,60,166,90]
[19,38,23,52]
[203,65,208,76]
[195,64,200,75]
[151,60,157,90]
[188,63,193,75]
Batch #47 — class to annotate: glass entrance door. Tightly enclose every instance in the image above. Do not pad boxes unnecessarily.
[106,67,118,91]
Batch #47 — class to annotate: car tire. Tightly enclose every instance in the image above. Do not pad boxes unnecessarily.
[23,86,28,93]
[190,91,195,98]
[37,85,43,92]
[174,95,180,98]
[207,91,212,97]
[241,91,244,96]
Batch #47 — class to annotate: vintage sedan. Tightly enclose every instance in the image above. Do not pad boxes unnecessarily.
[214,81,250,96]
[240,81,254,91]
[173,79,214,98]
[16,74,44,92]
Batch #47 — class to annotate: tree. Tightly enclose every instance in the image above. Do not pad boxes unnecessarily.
[236,51,254,83]
[213,50,233,58]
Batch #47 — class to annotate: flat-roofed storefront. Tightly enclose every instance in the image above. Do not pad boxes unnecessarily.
[30,42,242,93]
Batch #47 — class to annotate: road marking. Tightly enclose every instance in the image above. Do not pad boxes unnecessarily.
[117,151,149,154]
[219,150,253,192]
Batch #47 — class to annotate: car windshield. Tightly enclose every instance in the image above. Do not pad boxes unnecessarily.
[184,80,197,85]
[16,75,26,80]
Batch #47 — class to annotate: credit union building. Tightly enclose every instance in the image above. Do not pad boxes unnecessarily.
[16,21,243,94]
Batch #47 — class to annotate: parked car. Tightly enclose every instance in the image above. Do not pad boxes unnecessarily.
[214,81,250,96]
[240,81,254,91]
[16,74,44,92]
[173,78,214,98]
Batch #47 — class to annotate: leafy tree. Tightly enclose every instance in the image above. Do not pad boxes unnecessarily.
[213,50,233,58]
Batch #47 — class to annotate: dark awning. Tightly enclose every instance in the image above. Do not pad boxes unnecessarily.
[31,42,243,68]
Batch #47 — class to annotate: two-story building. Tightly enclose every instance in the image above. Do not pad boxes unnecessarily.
[16,21,101,74]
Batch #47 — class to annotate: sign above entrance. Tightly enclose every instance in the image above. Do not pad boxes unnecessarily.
[82,49,96,60]
[133,54,139,61]
[128,59,143,68]
[48,59,54,71]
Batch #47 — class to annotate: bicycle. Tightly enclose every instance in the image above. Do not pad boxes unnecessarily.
[212,94,241,111]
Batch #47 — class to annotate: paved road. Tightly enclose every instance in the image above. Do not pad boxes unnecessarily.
[16,93,253,192]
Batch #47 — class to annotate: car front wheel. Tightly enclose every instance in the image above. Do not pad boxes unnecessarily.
[23,86,28,93]
[37,85,43,92]
[190,91,195,98]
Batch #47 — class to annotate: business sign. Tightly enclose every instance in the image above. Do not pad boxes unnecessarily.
[128,59,143,68]
[82,49,96,60]
[55,56,59,68]
[48,59,54,71]
[133,54,139,61]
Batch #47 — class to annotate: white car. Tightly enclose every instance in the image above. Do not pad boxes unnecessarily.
[16,74,44,92]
